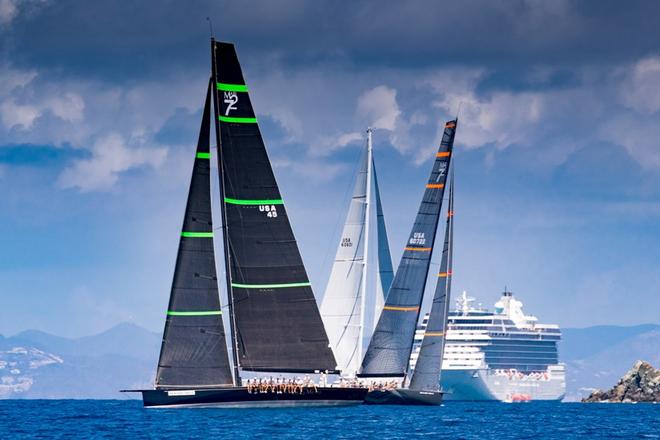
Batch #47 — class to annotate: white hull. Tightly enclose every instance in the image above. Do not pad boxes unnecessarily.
[441,368,565,401]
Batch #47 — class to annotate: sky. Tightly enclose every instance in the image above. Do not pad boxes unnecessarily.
[1,0,660,337]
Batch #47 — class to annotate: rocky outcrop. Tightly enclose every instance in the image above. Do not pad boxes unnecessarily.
[582,360,660,402]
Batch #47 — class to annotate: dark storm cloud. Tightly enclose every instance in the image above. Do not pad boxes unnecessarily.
[5,0,660,83]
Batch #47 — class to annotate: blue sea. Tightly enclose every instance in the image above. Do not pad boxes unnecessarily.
[1,400,658,439]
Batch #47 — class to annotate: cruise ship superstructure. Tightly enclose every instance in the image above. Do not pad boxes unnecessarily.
[410,291,566,401]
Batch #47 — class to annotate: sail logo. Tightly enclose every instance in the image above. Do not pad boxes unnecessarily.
[341,237,352,247]
[259,205,278,218]
[224,92,238,115]
[437,162,447,178]
[409,232,426,245]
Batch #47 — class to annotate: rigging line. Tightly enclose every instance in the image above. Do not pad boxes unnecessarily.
[334,243,365,369]
[342,325,362,371]
[335,266,365,350]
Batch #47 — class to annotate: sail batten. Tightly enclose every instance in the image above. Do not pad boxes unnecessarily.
[360,119,457,378]
[155,79,234,389]
[213,41,336,373]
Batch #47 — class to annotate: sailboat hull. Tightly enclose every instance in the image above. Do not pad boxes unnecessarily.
[364,388,443,406]
[128,387,368,408]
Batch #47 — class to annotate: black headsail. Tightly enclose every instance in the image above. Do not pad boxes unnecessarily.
[409,171,454,391]
[155,80,234,388]
[211,40,336,373]
[360,119,457,378]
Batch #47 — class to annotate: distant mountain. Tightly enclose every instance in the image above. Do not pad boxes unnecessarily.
[1,322,659,399]
[0,323,160,399]
[560,324,660,401]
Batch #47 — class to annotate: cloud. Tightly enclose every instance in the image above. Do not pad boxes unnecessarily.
[356,85,424,155]
[0,93,84,130]
[0,0,47,28]
[0,63,88,138]
[0,64,36,95]
[438,91,544,148]
[599,113,660,170]
[263,107,303,143]
[307,84,421,157]
[57,133,167,192]
[356,85,400,131]
[0,61,203,192]
[310,131,363,157]
[271,156,346,184]
[424,68,547,151]
[0,98,40,129]
[620,55,660,115]
[0,0,18,25]
[336,131,363,147]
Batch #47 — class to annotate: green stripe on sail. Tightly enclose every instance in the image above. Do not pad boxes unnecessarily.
[224,197,284,205]
[167,310,222,316]
[196,152,210,159]
[231,282,311,289]
[216,82,249,92]
[218,115,258,124]
[181,231,214,238]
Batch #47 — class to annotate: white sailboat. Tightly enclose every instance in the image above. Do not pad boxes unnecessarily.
[320,128,394,377]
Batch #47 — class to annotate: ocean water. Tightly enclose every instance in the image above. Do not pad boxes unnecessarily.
[1,400,658,439]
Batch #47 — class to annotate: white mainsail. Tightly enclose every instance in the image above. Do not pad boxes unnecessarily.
[321,129,394,376]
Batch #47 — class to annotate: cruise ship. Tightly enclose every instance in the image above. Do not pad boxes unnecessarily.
[410,291,566,401]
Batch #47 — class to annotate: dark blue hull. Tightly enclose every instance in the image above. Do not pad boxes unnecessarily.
[364,389,443,406]
[127,387,368,408]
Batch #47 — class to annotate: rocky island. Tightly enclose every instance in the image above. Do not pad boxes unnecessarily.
[582,360,660,403]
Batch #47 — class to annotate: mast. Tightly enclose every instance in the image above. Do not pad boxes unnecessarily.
[409,167,454,391]
[358,128,374,366]
[210,38,241,386]
[360,119,457,380]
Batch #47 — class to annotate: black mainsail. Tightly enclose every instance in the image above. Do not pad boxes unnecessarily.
[212,41,336,373]
[409,171,454,391]
[155,80,234,388]
[360,119,457,378]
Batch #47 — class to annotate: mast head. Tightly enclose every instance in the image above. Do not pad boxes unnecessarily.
[206,17,215,40]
